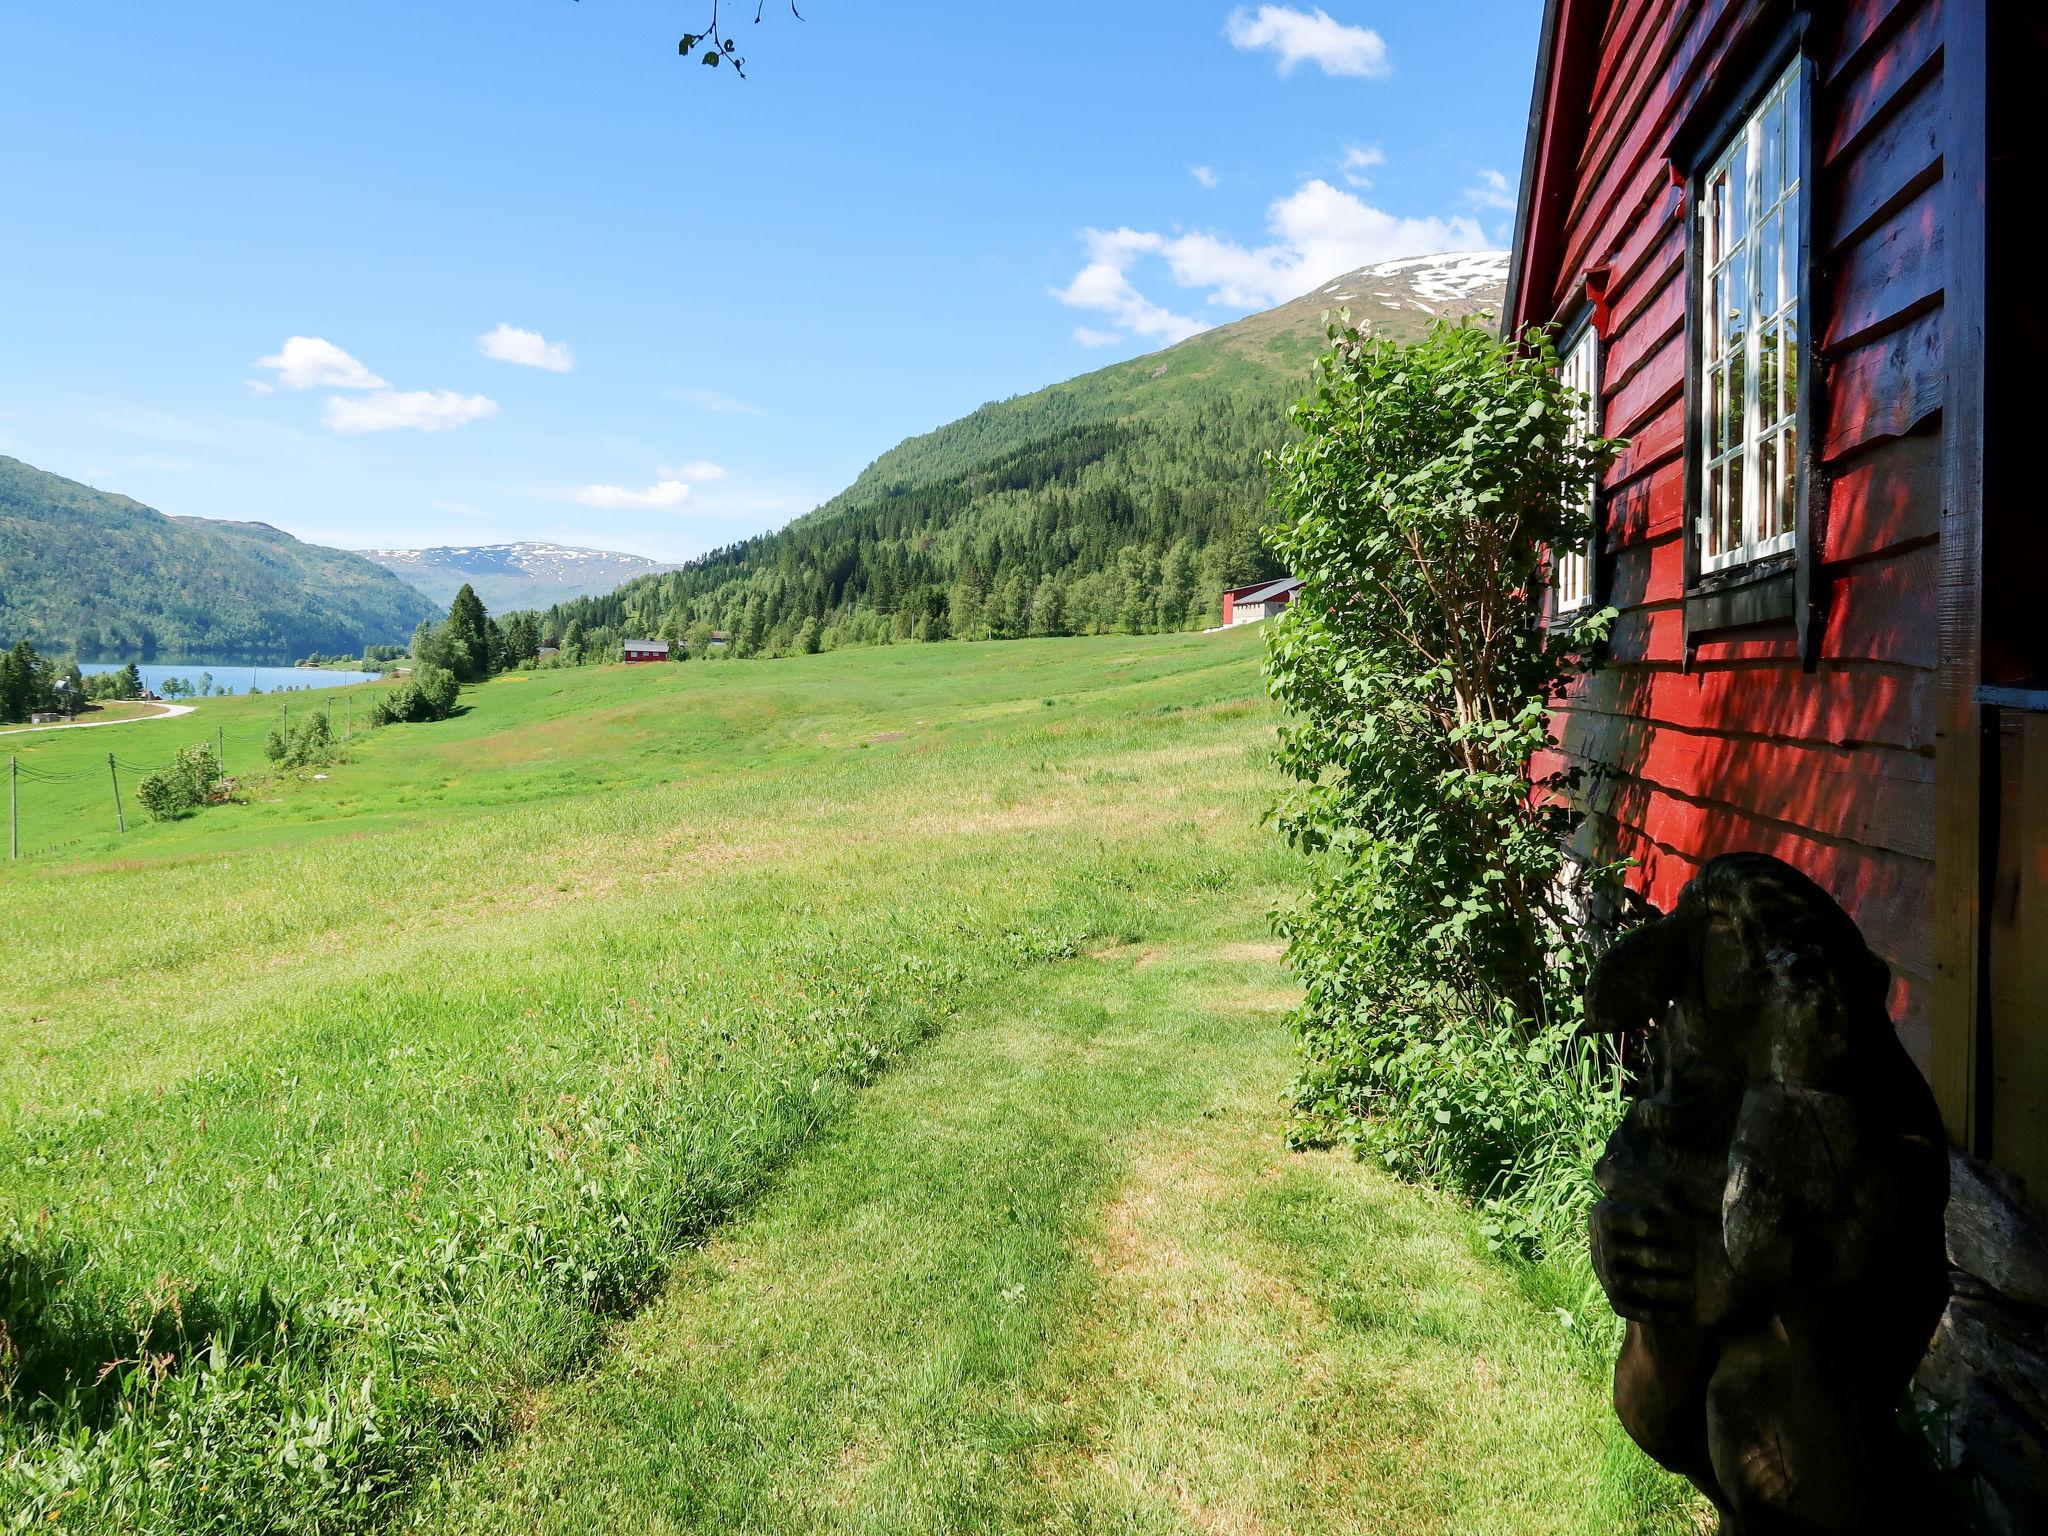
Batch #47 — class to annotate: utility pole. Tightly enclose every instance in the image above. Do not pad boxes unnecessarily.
[216,724,224,783]
[10,755,17,860]
[108,752,125,834]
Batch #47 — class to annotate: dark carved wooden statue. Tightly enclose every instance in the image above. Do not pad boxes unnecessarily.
[1583,852,1950,1533]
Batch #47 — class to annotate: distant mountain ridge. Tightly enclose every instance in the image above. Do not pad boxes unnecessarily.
[528,252,1506,652]
[0,457,440,662]
[360,542,676,612]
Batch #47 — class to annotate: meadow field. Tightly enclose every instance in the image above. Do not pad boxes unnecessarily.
[0,632,1690,1532]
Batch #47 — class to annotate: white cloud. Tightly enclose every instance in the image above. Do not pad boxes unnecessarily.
[1058,181,1487,341]
[324,389,499,434]
[658,459,727,483]
[1191,164,1219,189]
[478,322,575,372]
[1052,244,1205,344]
[1073,327,1123,348]
[245,378,276,397]
[1340,143,1385,188]
[1226,6,1391,79]
[670,386,765,416]
[575,480,691,510]
[1465,167,1517,211]
[255,336,387,391]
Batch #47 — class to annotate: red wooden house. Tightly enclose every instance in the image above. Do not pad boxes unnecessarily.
[1507,0,2044,1514]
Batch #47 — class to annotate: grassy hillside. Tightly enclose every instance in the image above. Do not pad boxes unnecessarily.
[528,255,1506,657]
[0,633,1688,1533]
[0,456,440,662]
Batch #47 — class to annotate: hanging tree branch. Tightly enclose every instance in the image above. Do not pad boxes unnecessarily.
[678,0,806,78]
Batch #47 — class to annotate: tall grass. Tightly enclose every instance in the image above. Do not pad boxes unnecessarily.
[0,633,1284,1530]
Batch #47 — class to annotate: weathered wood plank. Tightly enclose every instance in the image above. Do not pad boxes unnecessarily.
[1824,66,1943,252]
[1604,458,1686,547]
[1565,656,1936,751]
[1819,539,1941,666]
[1603,266,1686,392]
[1823,428,1943,566]
[1823,306,1944,460]
[1606,331,1685,441]
[1557,708,1936,859]
[1568,779,1935,976]
[1824,181,1945,351]
[1826,0,1944,162]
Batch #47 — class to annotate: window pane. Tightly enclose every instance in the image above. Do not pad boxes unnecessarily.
[1727,452,1746,554]
[1783,425,1799,528]
[1783,81,1802,191]
[1706,464,1725,557]
[1724,343,1746,454]
[1723,248,1747,355]
[1759,318,1781,426]
[1783,311,1800,411]
[1760,102,1781,208]
[1758,213,1781,317]
[1726,141,1750,248]
[1758,434,1779,543]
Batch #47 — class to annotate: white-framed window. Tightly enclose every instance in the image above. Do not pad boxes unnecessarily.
[1697,58,1805,575]
[1554,320,1600,615]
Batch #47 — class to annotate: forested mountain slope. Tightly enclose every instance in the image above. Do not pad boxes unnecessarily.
[0,457,439,661]
[531,252,1506,654]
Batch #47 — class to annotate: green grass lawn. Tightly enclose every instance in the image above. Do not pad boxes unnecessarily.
[0,632,1691,1532]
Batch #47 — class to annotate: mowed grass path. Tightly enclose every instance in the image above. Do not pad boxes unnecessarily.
[0,633,1686,1532]
[425,899,1685,1536]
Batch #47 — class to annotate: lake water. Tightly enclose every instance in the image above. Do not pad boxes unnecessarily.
[81,663,383,697]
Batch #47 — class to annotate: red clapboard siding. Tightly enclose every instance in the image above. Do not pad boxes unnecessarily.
[1607,332,1685,440]
[1568,661,1935,752]
[1824,429,1943,566]
[1560,709,1935,860]
[1825,0,1926,84]
[1548,0,1761,286]
[1576,783,1934,971]
[1824,182,1944,352]
[1606,400,1684,488]
[1604,269,1687,393]
[1823,307,1945,460]
[1824,65,1944,251]
[1818,542,1941,666]
[1827,0,1944,160]
[1512,0,1949,1058]
[1605,457,1686,547]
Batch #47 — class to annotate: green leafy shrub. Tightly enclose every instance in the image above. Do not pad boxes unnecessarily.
[1264,317,1628,1258]
[368,664,459,726]
[135,744,221,821]
[266,710,336,768]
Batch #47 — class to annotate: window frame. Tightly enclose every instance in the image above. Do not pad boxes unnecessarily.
[1551,314,1602,621]
[1676,30,1820,658]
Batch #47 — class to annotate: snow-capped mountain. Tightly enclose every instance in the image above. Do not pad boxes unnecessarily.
[359,541,676,613]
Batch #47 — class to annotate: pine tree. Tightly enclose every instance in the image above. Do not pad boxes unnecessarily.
[445,584,491,682]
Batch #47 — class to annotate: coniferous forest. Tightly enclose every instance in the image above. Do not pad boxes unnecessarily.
[524,331,1307,659]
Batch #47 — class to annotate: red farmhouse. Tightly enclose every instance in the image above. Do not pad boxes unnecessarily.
[621,638,670,664]
[1507,0,2044,1515]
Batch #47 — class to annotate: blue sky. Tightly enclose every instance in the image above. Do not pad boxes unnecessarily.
[0,2,1540,562]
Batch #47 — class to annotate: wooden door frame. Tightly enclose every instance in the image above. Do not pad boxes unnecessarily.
[1931,0,1990,1149]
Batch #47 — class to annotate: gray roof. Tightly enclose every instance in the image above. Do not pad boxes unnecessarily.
[1234,577,1303,605]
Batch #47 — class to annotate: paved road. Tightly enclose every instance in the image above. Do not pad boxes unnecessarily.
[0,702,197,736]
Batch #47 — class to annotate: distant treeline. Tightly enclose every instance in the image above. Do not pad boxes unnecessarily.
[515,385,1296,660]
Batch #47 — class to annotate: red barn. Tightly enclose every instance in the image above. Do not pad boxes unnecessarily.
[1220,576,1302,627]
[1507,1,2045,1514]
[621,638,670,664]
